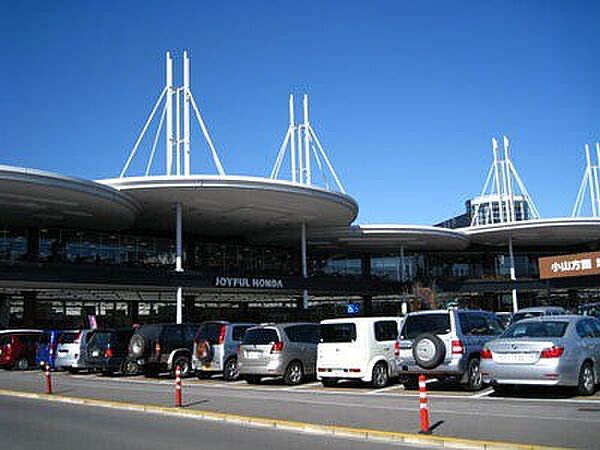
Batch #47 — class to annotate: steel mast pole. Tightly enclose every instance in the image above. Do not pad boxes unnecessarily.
[166,52,174,176]
[183,51,191,176]
[585,145,597,217]
[303,95,311,185]
[290,95,296,183]
[508,235,518,312]
[175,203,183,323]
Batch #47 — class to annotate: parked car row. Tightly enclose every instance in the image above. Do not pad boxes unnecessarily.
[1,308,598,396]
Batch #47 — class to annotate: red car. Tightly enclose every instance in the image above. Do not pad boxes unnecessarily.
[0,330,43,370]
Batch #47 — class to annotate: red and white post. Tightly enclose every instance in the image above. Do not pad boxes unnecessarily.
[175,365,182,407]
[418,374,430,434]
[45,364,52,395]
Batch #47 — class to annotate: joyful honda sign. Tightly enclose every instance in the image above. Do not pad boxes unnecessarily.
[539,251,600,279]
[214,277,285,289]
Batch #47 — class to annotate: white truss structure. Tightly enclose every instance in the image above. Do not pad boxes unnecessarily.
[572,143,600,217]
[270,94,345,193]
[120,51,225,178]
[470,136,540,226]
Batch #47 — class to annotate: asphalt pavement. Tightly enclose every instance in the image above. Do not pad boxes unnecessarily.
[0,395,419,450]
[1,370,599,448]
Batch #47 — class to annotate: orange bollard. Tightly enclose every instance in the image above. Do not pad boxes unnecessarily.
[45,364,52,395]
[175,365,182,407]
[418,374,430,434]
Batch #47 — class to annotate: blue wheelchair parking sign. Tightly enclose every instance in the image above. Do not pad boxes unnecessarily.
[346,303,360,315]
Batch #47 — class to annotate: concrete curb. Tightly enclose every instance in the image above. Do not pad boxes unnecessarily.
[0,389,570,450]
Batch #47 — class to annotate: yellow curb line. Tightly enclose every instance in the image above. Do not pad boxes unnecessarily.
[0,389,570,450]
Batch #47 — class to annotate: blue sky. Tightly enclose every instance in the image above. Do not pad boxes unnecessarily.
[1,1,599,225]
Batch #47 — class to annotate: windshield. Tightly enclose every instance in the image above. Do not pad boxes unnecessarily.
[320,323,357,343]
[502,321,569,338]
[402,313,450,339]
[512,311,543,322]
[242,329,279,345]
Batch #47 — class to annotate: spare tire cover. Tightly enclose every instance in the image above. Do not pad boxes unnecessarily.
[412,333,446,370]
[195,340,213,364]
[129,335,145,357]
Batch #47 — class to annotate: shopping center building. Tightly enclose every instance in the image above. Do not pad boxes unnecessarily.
[2,53,599,329]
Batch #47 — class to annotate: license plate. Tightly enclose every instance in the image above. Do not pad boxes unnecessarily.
[494,353,537,364]
[245,351,261,360]
[399,349,412,359]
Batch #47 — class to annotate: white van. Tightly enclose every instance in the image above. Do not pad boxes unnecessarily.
[317,317,404,388]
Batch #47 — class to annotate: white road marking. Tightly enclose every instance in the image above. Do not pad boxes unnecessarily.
[472,388,493,398]
[285,381,322,390]
[368,384,403,395]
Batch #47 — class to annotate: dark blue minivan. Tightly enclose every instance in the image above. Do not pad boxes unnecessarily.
[35,330,61,369]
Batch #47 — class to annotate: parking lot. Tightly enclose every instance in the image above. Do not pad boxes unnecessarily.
[1,369,599,449]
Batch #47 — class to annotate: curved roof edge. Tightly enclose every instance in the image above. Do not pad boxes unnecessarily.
[0,165,141,213]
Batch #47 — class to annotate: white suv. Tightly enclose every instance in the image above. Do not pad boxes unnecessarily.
[317,317,404,388]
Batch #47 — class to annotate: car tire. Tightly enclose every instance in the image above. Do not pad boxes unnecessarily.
[577,361,596,396]
[172,355,191,378]
[223,358,240,382]
[464,358,483,391]
[321,378,338,387]
[371,362,389,389]
[244,375,262,384]
[284,361,304,386]
[15,358,29,371]
[122,360,139,375]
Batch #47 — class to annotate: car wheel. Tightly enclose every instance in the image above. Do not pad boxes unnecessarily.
[172,355,191,378]
[122,360,139,375]
[464,358,483,391]
[577,361,596,396]
[223,358,240,382]
[284,361,304,386]
[321,378,338,387]
[244,375,262,384]
[15,358,29,371]
[371,362,389,389]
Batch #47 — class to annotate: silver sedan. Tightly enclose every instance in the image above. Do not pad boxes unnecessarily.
[481,315,600,395]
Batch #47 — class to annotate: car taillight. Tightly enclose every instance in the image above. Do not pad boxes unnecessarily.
[154,341,161,356]
[540,347,564,358]
[394,341,401,357]
[480,348,493,359]
[104,347,114,358]
[451,340,464,355]
[270,341,284,354]
[218,325,227,345]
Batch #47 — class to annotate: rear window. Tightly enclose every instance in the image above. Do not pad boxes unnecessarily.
[503,321,569,338]
[512,312,543,322]
[320,323,357,343]
[243,328,279,345]
[374,321,398,341]
[402,313,451,339]
[60,332,80,344]
[195,323,224,344]
[232,325,252,341]
[90,332,111,347]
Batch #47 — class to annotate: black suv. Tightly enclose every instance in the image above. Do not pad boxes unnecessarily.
[127,323,199,377]
[87,328,136,375]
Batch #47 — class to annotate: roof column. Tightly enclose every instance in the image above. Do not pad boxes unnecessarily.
[176,202,184,324]
[301,222,308,309]
[508,235,519,312]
